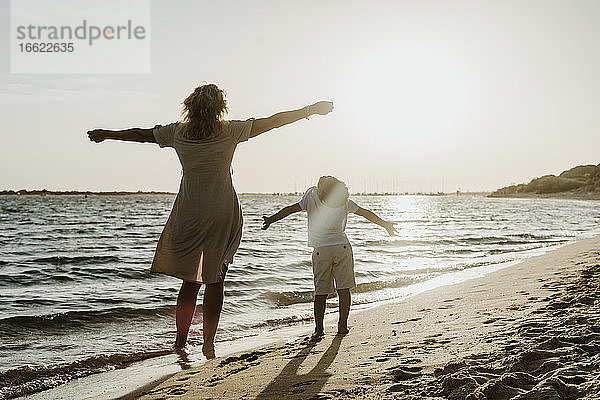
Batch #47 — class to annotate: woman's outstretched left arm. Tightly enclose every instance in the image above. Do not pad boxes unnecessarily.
[249,101,334,138]
[87,128,157,144]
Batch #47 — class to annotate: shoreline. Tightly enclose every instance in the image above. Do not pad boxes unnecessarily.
[134,235,600,399]
[21,321,319,400]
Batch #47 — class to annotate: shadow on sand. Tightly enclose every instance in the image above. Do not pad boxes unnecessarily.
[254,335,344,400]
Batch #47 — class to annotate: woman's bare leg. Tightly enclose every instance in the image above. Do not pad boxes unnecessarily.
[175,280,202,349]
[202,281,224,359]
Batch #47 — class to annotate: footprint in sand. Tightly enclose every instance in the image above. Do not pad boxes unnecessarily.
[400,357,422,364]
[308,394,332,400]
[166,385,187,395]
[442,297,462,302]
[482,318,499,324]
[392,316,422,325]
[388,382,412,392]
[388,365,423,381]
[293,379,318,387]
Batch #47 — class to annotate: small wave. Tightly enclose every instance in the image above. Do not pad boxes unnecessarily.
[267,290,314,306]
[0,306,174,335]
[446,244,543,255]
[0,267,151,287]
[459,234,566,246]
[353,276,424,293]
[67,266,152,280]
[362,234,567,248]
[1,207,22,213]
[361,239,447,247]
[0,270,64,287]
[0,349,171,399]
[446,248,481,254]
[229,315,314,333]
[265,276,426,307]
[31,255,120,266]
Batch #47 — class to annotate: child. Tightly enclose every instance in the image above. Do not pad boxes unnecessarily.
[262,176,397,337]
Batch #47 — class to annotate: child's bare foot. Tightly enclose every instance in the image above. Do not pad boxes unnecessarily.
[337,324,349,335]
[202,342,216,359]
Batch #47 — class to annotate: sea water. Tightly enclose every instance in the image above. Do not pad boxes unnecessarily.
[1,194,599,398]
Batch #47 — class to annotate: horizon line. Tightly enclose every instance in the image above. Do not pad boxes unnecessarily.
[0,189,491,196]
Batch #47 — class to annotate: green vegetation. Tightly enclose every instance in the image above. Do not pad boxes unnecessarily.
[490,164,600,197]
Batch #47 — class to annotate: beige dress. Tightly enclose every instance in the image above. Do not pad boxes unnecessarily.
[150,119,254,284]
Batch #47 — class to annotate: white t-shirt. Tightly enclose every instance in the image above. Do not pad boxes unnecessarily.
[298,186,360,248]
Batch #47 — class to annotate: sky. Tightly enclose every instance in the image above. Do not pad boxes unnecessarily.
[1,0,599,193]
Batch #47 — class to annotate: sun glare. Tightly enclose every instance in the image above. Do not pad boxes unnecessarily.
[349,46,469,145]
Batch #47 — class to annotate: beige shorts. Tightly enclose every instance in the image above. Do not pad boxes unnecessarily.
[311,243,356,295]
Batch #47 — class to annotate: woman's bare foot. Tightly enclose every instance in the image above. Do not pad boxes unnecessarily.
[174,337,186,352]
[311,330,325,341]
[202,342,216,359]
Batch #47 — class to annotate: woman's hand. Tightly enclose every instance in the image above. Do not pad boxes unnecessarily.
[261,216,272,230]
[382,221,398,236]
[309,101,334,116]
[87,129,107,143]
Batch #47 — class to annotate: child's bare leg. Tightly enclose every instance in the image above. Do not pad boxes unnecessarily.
[313,294,328,336]
[337,288,350,334]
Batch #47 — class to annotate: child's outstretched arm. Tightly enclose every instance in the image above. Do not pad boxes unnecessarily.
[262,203,302,230]
[355,207,398,236]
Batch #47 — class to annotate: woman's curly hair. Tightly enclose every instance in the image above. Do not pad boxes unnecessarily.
[181,84,228,139]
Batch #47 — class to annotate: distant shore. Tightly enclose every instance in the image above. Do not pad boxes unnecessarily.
[489,163,600,199]
[0,190,176,196]
[5,190,600,200]
[488,191,600,201]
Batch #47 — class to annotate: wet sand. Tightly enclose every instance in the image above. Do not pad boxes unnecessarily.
[137,236,600,399]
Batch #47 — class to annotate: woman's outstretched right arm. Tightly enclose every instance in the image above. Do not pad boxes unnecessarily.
[87,128,157,144]
[249,101,334,139]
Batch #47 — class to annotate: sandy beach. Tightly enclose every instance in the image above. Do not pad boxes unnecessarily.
[133,235,600,400]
